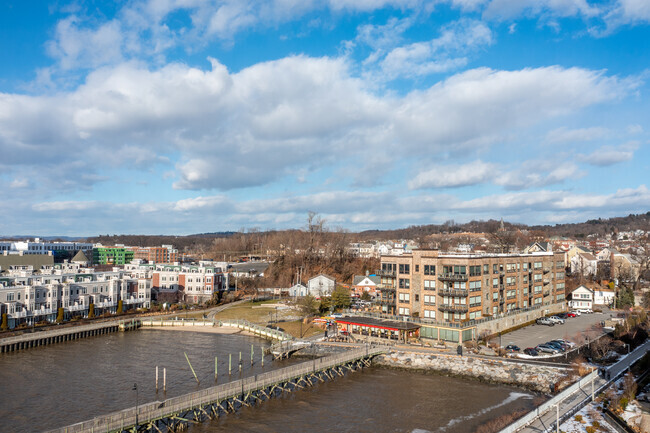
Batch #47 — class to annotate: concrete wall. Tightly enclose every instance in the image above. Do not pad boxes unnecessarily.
[475,302,566,336]
[375,350,570,393]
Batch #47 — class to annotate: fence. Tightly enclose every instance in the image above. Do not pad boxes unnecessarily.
[498,369,599,433]
[46,346,387,433]
[219,319,294,342]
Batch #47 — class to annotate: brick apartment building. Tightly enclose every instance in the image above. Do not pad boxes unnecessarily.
[379,249,566,322]
[129,245,179,264]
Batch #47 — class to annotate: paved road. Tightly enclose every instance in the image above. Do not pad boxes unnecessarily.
[500,309,610,351]
[517,339,650,433]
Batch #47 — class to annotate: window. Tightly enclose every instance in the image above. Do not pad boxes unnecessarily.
[523,262,528,270]
[453,281,466,289]
[556,282,565,290]
[483,264,489,273]
[399,264,410,274]
[534,285,542,294]
[534,262,543,269]
[398,307,410,316]
[424,295,435,305]
[454,265,466,275]
[469,311,481,320]
[469,296,481,307]
[555,272,564,280]
[398,278,410,289]
[424,280,435,290]
[492,292,498,300]
[534,297,542,305]
[415,265,419,272]
[423,310,435,319]
[424,265,435,276]
[506,263,516,272]
[506,290,516,299]
[492,278,499,288]
[534,274,542,282]
[7,292,14,301]
[469,280,481,291]
[506,276,516,286]
[469,265,481,276]
[398,292,410,302]
[493,264,498,274]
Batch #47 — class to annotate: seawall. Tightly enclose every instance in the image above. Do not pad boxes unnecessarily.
[374,351,570,393]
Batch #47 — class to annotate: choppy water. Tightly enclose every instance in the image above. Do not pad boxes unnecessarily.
[0,330,539,433]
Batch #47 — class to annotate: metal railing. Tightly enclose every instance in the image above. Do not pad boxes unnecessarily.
[219,319,294,342]
[437,273,468,281]
[46,346,388,433]
[438,288,468,297]
[438,304,469,313]
[0,321,121,346]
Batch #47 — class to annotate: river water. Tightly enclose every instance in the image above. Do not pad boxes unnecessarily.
[0,329,538,433]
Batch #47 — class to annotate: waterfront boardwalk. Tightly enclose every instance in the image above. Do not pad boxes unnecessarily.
[500,339,650,433]
[46,345,387,433]
[0,319,139,353]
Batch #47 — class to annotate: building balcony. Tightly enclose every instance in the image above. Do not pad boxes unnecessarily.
[378,269,396,277]
[379,286,396,292]
[379,299,396,306]
[438,304,469,313]
[438,273,468,282]
[438,288,468,297]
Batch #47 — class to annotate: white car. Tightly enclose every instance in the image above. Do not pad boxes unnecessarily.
[548,316,565,324]
[577,308,592,314]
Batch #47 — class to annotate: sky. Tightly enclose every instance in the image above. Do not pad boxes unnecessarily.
[1,0,650,236]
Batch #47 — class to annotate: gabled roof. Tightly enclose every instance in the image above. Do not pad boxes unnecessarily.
[352,275,380,285]
[578,252,597,261]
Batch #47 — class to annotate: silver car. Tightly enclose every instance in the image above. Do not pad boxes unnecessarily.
[548,316,565,324]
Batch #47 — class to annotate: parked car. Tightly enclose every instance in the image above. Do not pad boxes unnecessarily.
[548,316,565,324]
[505,344,521,352]
[536,317,555,326]
[571,310,582,316]
[545,341,566,352]
[557,312,569,319]
[577,308,593,314]
[536,343,560,354]
[553,338,576,348]
[567,312,577,318]
[523,347,539,356]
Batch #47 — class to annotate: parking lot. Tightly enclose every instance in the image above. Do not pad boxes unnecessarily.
[498,308,611,352]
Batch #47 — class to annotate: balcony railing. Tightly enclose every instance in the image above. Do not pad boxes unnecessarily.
[438,304,469,313]
[438,273,468,282]
[438,288,468,297]
[378,270,396,277]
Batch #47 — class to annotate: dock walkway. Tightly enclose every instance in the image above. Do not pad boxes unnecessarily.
[46,345,387,433]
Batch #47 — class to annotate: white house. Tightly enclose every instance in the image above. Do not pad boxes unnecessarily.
[288,283,308,297]
[307,274,336,298]
[568,285,593,310]
[593,288,615,306]
[571,252,598,276]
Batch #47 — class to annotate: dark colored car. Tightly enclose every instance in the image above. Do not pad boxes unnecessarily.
[550,340,571,350]
[523,347,538,356]
[557,312,569,319]
[545,341,566,352]
[505,344,521,352]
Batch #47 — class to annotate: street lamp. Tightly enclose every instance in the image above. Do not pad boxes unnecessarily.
[132,383,139,427]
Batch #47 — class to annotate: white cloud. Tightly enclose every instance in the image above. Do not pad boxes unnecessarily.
[603,0,650,29]
[545,126,610,143]
[409,160,494,189]
[483,0,601,21]
[370,19,493,80]
[0,58,636,193]
[579,142,639,166]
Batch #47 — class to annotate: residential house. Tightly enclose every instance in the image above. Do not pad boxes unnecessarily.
[307,274,336,298]
[568,285,593,310]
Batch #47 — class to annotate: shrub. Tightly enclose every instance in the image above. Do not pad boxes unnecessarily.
[56,307,64,323]
[592,420,600,428]
[574,415,583,422]
[620,397,628,410]
[585,427,596,433]
[1,313,8,331]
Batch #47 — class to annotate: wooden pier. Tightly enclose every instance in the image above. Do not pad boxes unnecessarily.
[46,346,387,433]
[0,319,140,354]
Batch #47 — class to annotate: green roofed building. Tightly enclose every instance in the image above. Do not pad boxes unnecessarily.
[92,247,134,265]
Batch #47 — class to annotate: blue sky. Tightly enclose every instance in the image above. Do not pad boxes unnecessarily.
[1,0,649,236]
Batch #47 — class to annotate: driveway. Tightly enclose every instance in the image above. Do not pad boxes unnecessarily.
[499,309,610,351]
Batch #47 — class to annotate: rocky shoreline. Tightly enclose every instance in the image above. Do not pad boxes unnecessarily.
[374,351,570,393]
